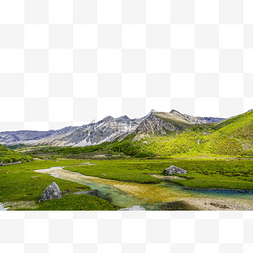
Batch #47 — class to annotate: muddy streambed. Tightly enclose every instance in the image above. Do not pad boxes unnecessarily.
[35,167,253,211]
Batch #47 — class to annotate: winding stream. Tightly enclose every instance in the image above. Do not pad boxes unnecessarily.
[35,166,253,210]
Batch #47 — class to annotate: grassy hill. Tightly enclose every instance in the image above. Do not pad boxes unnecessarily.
[0,144,32,163]
[107,110,253,158]
[128,110,253,158]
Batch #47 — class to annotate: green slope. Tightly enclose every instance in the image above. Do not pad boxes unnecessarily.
[0,144,32,163]
[111,110,253,158]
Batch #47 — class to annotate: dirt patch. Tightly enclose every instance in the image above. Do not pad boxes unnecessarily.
[182,197,253,211]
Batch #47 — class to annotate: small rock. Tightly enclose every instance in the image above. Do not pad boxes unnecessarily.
[39,182,62,202]
[163,165,188,176]
[198,140,201,144]
[119,205,146,211]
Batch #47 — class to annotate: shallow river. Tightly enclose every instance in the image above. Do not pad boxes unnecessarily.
[35,167,253,210]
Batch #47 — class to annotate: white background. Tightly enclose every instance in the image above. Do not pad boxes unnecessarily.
[0,0,253,131]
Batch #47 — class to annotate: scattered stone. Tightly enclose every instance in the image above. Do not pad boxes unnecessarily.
[74,190,99,197]
[198,140,201,144]
[118,205,146,211]
[163,165,188,175]
[210,202,228,209]
[39,182,62,202]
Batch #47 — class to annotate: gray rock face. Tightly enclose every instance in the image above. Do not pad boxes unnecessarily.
[136,114,181,135]
[163,165,188,176]
[39,182,62,202]
[74,190,99,197]
[119,205,146,211]
[0,109,225,147]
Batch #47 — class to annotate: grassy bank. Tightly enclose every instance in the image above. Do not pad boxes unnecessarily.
[66,160,163,184]
[0,159,117,210]
[65,158,253,190]
[169,159,253,190]
[1,158,253,211]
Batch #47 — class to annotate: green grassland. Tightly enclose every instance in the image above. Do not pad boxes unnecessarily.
[66,160,162,183]
[30,194,117,211]
[65,158,253,190]
[1,157,253,210]
[167,159,253,190]
[0,159,117,210]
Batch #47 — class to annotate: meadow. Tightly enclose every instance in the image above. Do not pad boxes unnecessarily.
[65,158,253,190]
[1,157,253,210]
[0,159,116,211]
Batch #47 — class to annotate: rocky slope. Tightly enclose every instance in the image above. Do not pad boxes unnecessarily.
[0,110,224,147]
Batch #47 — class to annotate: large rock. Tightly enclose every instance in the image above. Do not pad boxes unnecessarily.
[118,205,146,211]
[39,182,62,202]
[163,165,188,175]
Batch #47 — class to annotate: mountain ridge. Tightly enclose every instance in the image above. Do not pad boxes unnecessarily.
[0,109,229,147]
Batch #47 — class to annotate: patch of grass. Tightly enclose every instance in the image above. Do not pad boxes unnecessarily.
[167,159,253,190]
[0,159,116,210]
[65,158,253,190]
[66,160,163,184]
[20,194,117,211]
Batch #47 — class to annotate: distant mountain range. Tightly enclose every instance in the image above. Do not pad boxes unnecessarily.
[0,109,225,147]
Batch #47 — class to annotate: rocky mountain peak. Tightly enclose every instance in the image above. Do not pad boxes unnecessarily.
[100,116,115,123]
[115,116,133,126]
[0,109,226,147]
[170,109,181,114]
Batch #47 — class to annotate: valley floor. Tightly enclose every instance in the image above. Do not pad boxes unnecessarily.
[1,158,253,211]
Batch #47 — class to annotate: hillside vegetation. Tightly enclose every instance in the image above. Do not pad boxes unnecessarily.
[0,159,117,210]
[0,144,32,163]
[16,110,253,159]
[111,110,253,158]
